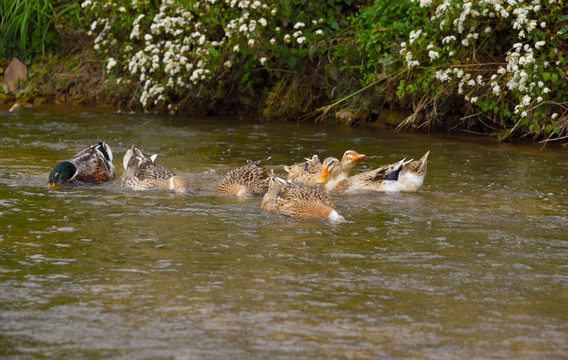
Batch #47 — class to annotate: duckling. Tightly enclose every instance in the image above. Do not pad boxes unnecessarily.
[120,146,186,192]
[285,150,366,186]
[261,171,344,221]
[316,156,407,193]
[48,142,115,190]
[217,157,272,196]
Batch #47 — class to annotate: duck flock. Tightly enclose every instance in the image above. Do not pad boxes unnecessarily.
[48,142,429,222]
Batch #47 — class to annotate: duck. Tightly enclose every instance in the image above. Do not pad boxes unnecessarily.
[48,142,115,190]
[261,170,344,221]
[284,150,366,186]
[217,157,272,196]
[284,154,322,185]
[120,146,187,192]
[316,155,413,193]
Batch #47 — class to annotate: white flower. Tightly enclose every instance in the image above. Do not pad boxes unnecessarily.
[428,50,439,60]
[81,0,92,8]
[270,38,276,45]
[260,57,267,65]
[284,34,291,43]
[259,18,267,27]
[224,61,232,68]
[297,37,306,44]
[442,35,456,44]
[144,34,152,41]
[248,39,255,46]
[315,29,324,36]
[535,40,545,49]
[233,45,240,52]
[294,22,305,29]
[470,97,478,103]
[551,113,559,119]
[107,58,117,71]
[409,29,422,44]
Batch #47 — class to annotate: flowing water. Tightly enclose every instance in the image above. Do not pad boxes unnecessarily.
[0,106,567,359]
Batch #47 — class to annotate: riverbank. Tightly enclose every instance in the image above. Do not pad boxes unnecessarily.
[1,1,567,145]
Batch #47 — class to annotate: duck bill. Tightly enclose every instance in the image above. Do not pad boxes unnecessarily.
[316,166,330,184]
[352,153,366,163]
[48,183,60,190]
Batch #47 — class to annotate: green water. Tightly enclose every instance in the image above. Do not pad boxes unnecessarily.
[1,106,567,359]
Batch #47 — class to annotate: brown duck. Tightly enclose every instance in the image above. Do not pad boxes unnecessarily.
[217,157,272,196]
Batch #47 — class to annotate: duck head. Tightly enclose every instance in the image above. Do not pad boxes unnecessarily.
[340,150,366,175]
[48,161,78,189]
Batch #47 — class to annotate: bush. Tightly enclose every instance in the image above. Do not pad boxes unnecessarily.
[82,0,359,116]
[390,0,568,139]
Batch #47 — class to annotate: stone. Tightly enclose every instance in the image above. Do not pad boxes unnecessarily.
[4,58,28,93]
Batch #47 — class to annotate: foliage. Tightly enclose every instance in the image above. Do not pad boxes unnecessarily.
[82,0,359,115]
[391,0,568,140]
[0,0,82,62]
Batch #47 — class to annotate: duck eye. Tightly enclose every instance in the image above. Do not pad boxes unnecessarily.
[55,173,60,179]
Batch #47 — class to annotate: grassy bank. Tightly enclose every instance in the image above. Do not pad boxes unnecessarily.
[1,0,567,144]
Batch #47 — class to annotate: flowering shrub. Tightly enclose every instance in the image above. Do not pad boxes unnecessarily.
[347,0,568,140]
[396,0,568,139]
[82,0,357,115]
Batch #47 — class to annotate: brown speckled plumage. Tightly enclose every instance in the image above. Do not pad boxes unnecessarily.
[261,173,342,220]
[120,146,186,192]
[217,157,272,196]
[285,155,322,186]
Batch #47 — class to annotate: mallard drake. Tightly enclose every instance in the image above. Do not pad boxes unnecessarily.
[285,150,366,186]
[48,142,115,190]
[120,146,186,192]
[316,156,408,193]
[261,171,344,221]
[217,157,272,196]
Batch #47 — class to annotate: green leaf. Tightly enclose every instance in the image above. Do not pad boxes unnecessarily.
[287,56,297,68]
[308,45,318,61]
[543,72,551,81]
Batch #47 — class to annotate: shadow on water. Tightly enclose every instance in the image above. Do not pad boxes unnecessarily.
[0,106,567,359]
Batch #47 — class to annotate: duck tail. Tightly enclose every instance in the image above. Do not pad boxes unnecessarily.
[328,210,345,223]
[96,142,113,162]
